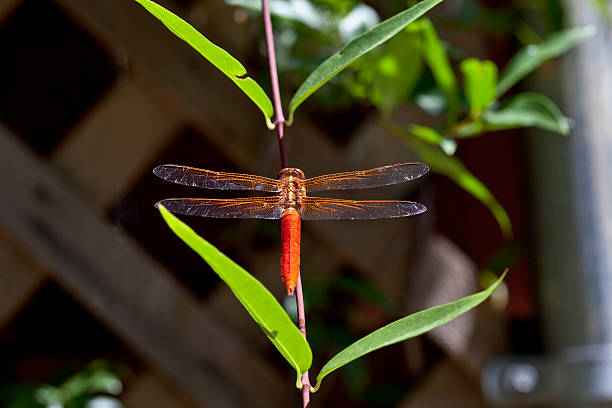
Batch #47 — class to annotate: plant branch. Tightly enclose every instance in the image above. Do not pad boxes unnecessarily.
[262,0,288,168]
[295,277,311,404]
[261,1,310,405]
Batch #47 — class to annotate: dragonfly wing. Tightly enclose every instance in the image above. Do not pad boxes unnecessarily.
[299,197,427,220]
[156,197,284,219]
[153,164,281,192]
[303,162,429,191]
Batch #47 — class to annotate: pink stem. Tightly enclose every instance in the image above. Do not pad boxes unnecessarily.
[261,1,310,405]
[261,0,288,168]
[295,276,311,405]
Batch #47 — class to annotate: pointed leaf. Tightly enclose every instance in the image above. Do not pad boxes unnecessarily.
[389,124,512,237]
[483,92,571,135]
[497,26,595,97]
[133,0,274,128]
[419,19,459,123]
[288,0,446,122]
[313,271,507,391]
[461,58,498,117]
[158,206,312,377]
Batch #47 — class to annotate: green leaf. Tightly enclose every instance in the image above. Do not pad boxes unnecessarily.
[460,58,498,117]
[350,28,423,116]
[388,123,512,237]
[418,19,459,123]
[35,361,123,405]
[158,206,312,380]
[497,26,595,97]
[411,124,457,155]
[312,270,507,391]
[133,0,274,128]
[288,0,447,122]
[483,92,571,135]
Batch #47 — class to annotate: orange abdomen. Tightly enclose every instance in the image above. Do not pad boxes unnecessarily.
[280,208,301,295]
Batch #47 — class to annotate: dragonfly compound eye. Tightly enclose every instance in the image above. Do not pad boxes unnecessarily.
[278,168,305,179]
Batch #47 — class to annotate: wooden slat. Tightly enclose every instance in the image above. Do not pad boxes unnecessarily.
[0,0,23,24]
[53,78,179,208]
[405,235,505,376]
[123,370,200,408]
[406,236,479,357]
[0,228,46,331]
[398,361,487,408]
[53,0,265,169]
[0,126,287,408]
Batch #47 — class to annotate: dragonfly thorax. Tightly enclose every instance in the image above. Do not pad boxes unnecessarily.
[278,168,306,209]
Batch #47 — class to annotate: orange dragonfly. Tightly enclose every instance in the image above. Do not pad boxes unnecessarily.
[154,163,429,295]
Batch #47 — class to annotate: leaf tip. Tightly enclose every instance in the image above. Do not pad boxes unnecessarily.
[500,218,514,240]
[266,117,276,130]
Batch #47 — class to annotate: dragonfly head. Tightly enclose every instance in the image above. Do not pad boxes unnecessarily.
[278,168,305,180]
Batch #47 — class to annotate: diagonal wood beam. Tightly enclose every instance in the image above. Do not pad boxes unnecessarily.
[0,125,287,408]
[52,77,180,209]
[0,0,23,24]
[0,227,47,331]
[54,0,266,169]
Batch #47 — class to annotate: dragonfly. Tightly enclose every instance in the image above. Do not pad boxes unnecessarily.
[154,162,429,295]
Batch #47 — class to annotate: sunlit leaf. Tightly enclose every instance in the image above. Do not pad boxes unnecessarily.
[410,124,457,155]
[388,123,512,237]
[312,270,507,391]
[350,28,423,116]
[158,206,312,379]
[132,0,274,128]
[35,361,123,405]
[450,119,484,138]
[497,25,595,97]
[483,92,571,135]
[460,58,498,117]
[288,0,447,122]
[418,19,459,123]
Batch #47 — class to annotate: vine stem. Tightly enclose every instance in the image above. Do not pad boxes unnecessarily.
[261,0,288,168]
[261,0,310,405]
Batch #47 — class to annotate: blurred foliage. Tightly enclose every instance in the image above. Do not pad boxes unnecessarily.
[228,0,594,237]
[1,361,125,408]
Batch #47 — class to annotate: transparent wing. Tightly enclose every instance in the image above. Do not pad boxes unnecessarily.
[153,164,281,192]
[156,197,284,219]
[303,163,429,192]
[299,197,427,220]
